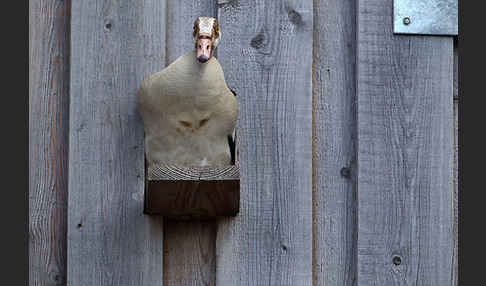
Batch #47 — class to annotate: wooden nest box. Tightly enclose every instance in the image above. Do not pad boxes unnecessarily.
[143,163,239,219]
[142,90,240,220]
[139,17,239,219]
[143,133,240,220]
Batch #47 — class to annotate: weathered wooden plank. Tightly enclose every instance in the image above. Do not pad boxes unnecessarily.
[312,0,357,285]
[145,165,239,218]
[67,1,165,285]
[357,0,454,285]
[453,39,458,100]
[29,0,70,284]
[452,100,458,286]
[163,222,216,286]
[452,38,458,286]
[216,1,313,285]
[163,1,218,285]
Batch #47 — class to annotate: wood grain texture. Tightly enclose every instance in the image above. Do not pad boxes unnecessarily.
[453,39,458,100]
[163,1,219,285]
[149,164,240,180]
[29,0,70,284]
[145,165,240,218]
[164,222,217,286]
[312,0,357,285]
[216,1,313,285]
[357,0,454,285]
[452,39,458,286]
[67,1,165,285]
[452,100,458,286]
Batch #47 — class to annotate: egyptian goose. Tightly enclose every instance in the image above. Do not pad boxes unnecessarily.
[137,17,237,168]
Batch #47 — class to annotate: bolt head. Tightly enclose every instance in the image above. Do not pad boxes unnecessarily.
[392,255,402,265]
[340,167,351,178]
[403,17,411,25]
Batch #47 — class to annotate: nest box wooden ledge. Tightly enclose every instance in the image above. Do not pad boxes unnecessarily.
[143,163,240,219]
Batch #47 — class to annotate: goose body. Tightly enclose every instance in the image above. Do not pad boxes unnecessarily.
[137,50,237,168]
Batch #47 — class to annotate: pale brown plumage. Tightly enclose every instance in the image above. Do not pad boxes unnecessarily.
[137,17,237,168]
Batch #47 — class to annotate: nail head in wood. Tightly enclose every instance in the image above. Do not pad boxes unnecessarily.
[392,255,402,265]
[340,167,351,178]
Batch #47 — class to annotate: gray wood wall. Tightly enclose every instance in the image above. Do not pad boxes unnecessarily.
[29,0,458,285]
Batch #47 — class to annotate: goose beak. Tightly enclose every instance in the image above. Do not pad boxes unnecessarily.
[197,55,209,63]
[196,37,212,63]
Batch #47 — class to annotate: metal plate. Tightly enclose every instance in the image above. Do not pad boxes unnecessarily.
[394,0,458,35]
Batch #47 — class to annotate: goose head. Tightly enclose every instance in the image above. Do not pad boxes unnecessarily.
[193,17,220,63]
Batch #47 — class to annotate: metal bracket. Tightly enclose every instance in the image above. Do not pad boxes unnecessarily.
[394,0,458,35]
